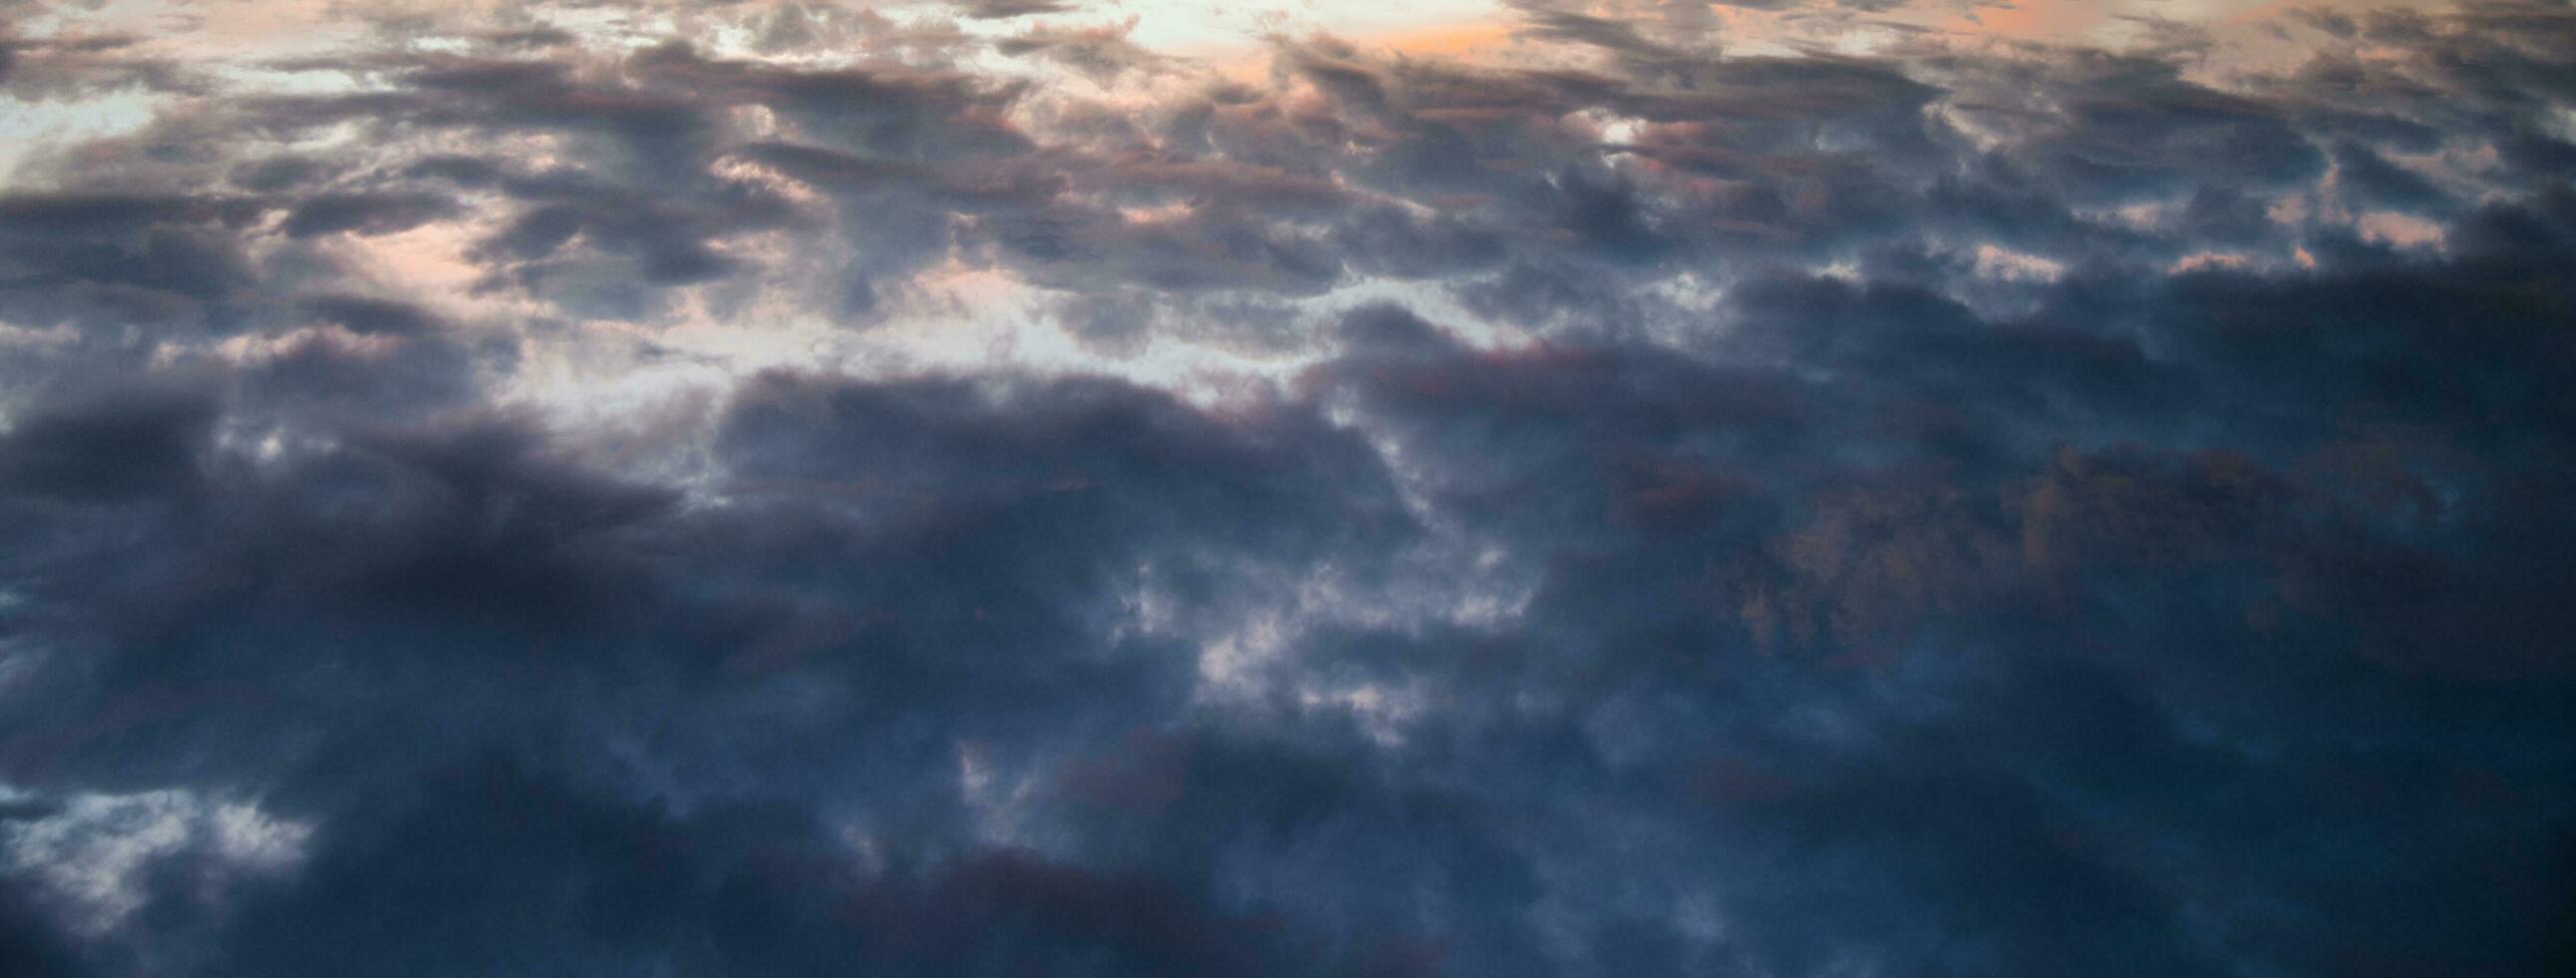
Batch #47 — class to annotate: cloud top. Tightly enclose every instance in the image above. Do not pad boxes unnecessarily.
[2,1,2574,975]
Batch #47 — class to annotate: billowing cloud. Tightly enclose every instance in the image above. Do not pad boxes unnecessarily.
[2,0,2574,975]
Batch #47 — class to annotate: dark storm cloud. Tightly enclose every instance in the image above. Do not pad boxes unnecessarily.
[0,362,1416,972]
[4,1,2576,975]
[2015,64,2325,204]
[277,192,459,239]
[1288,233,2576,972]
[0,877,81,978]
[296,293,445,336]
[0,193,263,330]
[0,382,214,503]
[209,756,1387,978]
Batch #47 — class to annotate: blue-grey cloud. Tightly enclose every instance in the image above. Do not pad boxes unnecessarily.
[2,2,2573,976]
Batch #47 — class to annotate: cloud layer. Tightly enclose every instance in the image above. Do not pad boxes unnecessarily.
[3,0,2574,974]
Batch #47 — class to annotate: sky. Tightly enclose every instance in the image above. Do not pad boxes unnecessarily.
[0,0,2572,974]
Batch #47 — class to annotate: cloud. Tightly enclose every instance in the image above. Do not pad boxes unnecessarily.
[1,0,2574,974]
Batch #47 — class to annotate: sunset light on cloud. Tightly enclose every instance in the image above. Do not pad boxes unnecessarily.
[4,1,2574,975]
